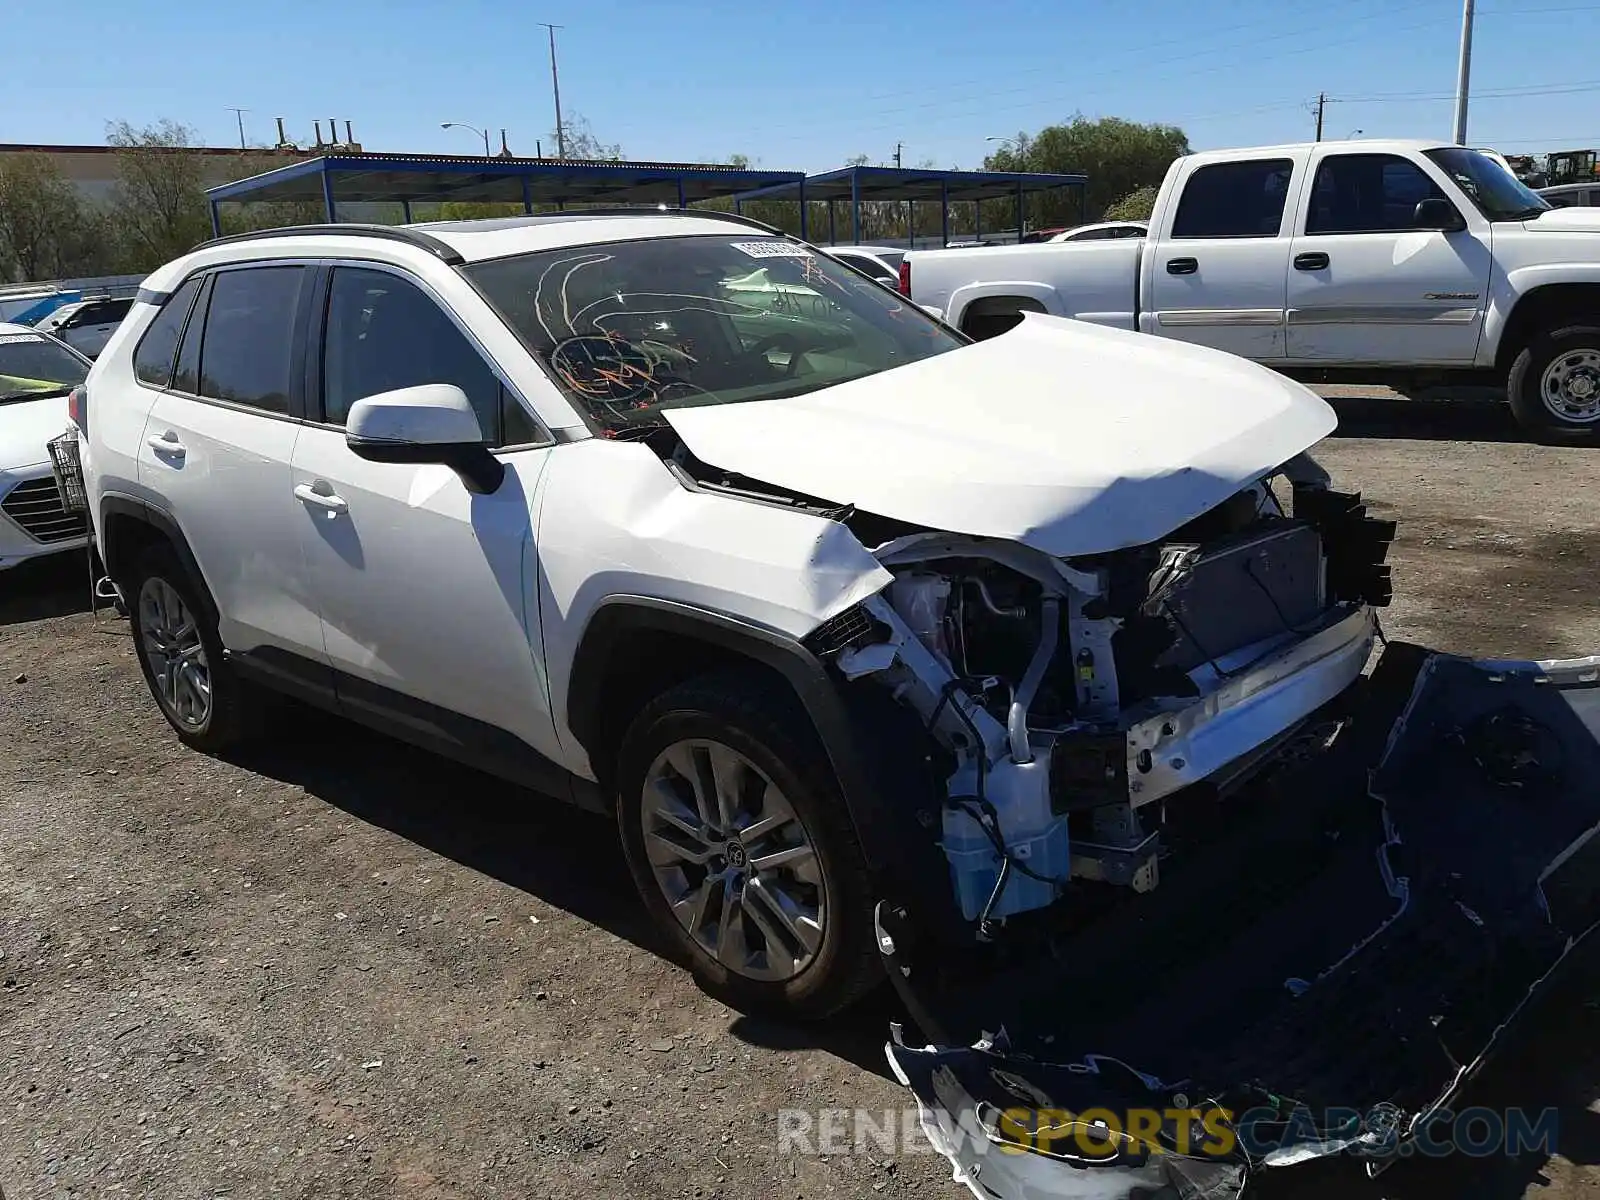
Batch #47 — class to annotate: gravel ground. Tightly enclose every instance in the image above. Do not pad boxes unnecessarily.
[2,388,1598,1200]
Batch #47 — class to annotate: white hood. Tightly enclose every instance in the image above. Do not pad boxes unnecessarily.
[0,394,70,471]
[664,313,1336,558]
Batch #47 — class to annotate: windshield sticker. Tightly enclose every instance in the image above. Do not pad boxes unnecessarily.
[729,241,814,259]
[0,334,45,346]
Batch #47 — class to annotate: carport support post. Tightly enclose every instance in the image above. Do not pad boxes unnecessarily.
[209,199,220,238]
[321,164,337,223]
[851,173,860,244]
[676,178,686,210]
[522,176,534,214]
[798,179,808,239]
[940,181,949,249]
[975,197,983,240]
[828,199,836,244]
[401,199,412,224]
[1015,179,1025,242]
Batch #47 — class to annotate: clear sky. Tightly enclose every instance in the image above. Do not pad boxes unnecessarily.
[6,0,1600,170]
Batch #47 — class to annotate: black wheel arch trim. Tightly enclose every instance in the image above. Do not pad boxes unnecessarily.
[567,595,893,872]
[98,493,218,624]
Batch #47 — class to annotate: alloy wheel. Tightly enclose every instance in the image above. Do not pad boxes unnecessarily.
[137,576,212,729]
[640,738,825,982]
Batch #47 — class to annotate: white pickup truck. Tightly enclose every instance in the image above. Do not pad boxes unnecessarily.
[902,138,1600,438]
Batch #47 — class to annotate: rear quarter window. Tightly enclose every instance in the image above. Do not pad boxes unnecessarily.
[132,278,203,389]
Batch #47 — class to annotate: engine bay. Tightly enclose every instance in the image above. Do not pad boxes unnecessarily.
[800,457,1395,936]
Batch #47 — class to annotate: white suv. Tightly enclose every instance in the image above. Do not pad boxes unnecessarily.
[75,212,1392,1018]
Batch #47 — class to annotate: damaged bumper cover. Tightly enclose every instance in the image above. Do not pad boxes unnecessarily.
[882,644,1600,1198]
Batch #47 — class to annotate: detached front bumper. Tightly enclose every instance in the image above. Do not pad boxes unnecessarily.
[882,644,1600,1198]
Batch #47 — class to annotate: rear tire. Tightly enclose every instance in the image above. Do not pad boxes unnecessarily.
[616,671,881,1020]
[1507,325,1600,440]
[127,545,256,753]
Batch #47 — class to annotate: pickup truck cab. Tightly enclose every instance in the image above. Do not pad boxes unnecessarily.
[902,139,1600,437]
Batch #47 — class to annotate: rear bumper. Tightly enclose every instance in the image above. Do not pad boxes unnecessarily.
[882,643,1600,1197]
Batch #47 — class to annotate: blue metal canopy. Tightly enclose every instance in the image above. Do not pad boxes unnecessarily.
[732,164,1089,246]
[204,153,808,235]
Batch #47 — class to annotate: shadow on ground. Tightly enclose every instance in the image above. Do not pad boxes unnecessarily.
[228,715,904,1079]
[0,551,93,626]
[1320,390,1590,445]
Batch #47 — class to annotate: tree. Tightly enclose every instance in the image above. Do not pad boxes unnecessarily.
[552,113,621,161]
[984,115,1189,224]
[0,153,91,282]
[1104,185,1159,222]
[105,119,213,269]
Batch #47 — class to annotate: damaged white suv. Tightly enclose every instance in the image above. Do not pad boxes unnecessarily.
[75,212,1393,1020]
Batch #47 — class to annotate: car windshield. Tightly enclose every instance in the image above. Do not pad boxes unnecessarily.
[1425,147,1551,220]
[465,234,963,434]
[0,332,88,403]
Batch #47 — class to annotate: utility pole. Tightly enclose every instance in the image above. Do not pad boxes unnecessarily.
[542,23,566,158]
[894,142,903,168]
[1314,92,1326,142]
[1453,0,1476,144]
[226,107,249,150]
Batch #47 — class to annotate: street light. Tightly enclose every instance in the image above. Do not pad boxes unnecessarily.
[1347,128,1365,139]
[441,121,491,157]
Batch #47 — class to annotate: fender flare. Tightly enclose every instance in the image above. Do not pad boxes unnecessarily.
[943,281,1064,331]
[566,596,896,872]
[98,493,217,622]
[1484,267,1600,366]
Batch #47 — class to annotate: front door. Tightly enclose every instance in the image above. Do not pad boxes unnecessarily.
[136,264,325,660]
[1142,155,1299,360]
[290,263,564,766]
[1285,151,1493,365]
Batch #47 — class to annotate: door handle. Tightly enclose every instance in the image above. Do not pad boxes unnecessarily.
[1293,252,1330,271]
[1166,257,1198,275]
[146,432,185,459]
[294,482,348,515]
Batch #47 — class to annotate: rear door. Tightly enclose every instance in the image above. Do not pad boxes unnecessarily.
[1142,154,1304,359]
[136,263,325,662]
[1285,150,1493,365]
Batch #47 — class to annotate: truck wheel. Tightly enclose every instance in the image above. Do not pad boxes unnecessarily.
[1508,325,1600,439]
[616,671,880,1020]
[127,545,256,753]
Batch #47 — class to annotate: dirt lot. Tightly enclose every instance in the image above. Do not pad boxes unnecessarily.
[3,389,1599,1200]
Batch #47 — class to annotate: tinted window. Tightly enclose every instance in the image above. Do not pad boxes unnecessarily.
[1066,227,1113,241]
[466,235,962,437]
[132,277,202,389]
[1112,225,1146,238]
[1306,154,1447,234]
[172,277,210,395]
[1171,159,1294,239]
[196,267,305,414]
[69,298,133,327]
[322,267,540,446]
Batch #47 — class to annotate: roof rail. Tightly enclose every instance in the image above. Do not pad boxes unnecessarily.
[191,223,466,266]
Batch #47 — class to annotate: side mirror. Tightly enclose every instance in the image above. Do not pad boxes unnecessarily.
[345,383,504,494]
[1414,197,1466,232]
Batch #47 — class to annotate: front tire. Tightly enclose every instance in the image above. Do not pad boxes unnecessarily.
[616,672,880,1020]
[127,545,255,753]
[1508,325,1600,440]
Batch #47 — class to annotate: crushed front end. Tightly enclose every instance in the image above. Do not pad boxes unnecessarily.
[801,467,1600,1197]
